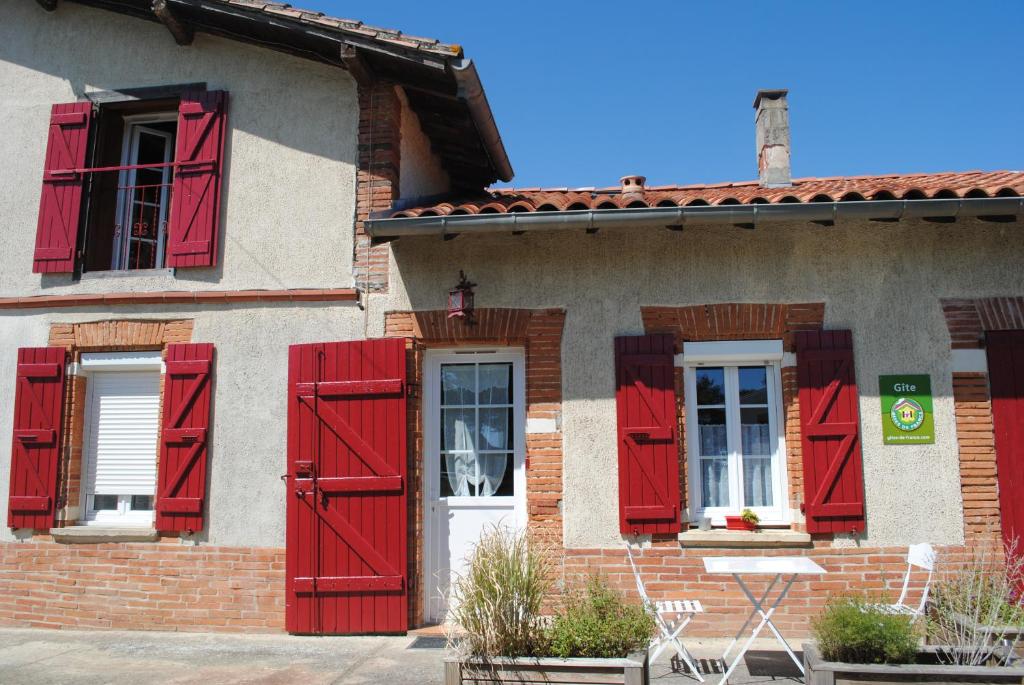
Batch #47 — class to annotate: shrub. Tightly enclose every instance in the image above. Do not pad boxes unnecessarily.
[448,525,553,658]
[740,508,760,526]
[542,575,654,659]
[928,538,1024,666]
[812,595,919,665]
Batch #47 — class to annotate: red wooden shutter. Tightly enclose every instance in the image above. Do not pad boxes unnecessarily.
[7,347,66,529]
[166,90,227,268]
[33,102,92,273]
[796,330,867,534]
[614,334,682,535]
[987,331,1024,547]
[156,343,214,532]
[286,339,408,634]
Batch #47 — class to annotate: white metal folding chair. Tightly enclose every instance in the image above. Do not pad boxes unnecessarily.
[865,543,936,622]
[625,544,705,681]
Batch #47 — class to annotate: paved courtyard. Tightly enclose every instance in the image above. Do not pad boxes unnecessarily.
[0,627,804,684]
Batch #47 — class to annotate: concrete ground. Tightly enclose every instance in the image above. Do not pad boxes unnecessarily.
[0,627,804,684]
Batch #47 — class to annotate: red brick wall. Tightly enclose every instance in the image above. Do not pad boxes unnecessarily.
[354,84,401,293]
[563,542,969,637]
[953,373,1000,540]
[0,539,284,631]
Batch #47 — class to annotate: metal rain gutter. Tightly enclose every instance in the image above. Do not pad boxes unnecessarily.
[450,58,514,183]
[365,197,1024,241]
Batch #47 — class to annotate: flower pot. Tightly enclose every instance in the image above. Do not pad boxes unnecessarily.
[444,652,649,685]
[802,643,1024,685]
[725,516,756,531]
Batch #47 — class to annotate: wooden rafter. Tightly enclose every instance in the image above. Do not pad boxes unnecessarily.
[152,0,194,46]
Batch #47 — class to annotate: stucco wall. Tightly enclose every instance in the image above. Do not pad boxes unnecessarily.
[0,0,358,296]
[371,218,1024,550]
[0,302,366,547]
[397,88,450,201]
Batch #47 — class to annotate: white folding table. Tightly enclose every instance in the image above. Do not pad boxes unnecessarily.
[702,556,826,683]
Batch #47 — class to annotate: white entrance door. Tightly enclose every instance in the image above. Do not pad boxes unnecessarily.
[423,349,526,624]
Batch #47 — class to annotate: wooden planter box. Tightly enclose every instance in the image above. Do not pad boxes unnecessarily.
[803,642,1024,684]
[444,651,649,684]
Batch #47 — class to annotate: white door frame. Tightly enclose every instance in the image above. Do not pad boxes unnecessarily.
[422,347,527,622]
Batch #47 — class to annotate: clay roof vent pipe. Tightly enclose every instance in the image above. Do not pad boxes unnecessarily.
[620,174,646,196]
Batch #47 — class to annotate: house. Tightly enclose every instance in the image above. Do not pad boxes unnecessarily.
[2,0,1023,637]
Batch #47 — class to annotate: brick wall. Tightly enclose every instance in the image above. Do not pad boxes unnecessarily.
[385,308,566,626]
[563,542,970,637]
[0,538,284,631]
[953,373,1000,540]
[354,83,401,293]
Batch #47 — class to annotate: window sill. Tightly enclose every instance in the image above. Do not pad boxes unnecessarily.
[80,268,174,281]
[49,526,159,544]
[679,528,811,549]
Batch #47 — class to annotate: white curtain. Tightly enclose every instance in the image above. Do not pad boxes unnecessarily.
[742,424,772,506]
[701,457,729,507]
[444,416,507,496]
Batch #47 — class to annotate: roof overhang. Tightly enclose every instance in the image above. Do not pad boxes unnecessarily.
[365,197,1024,243]
[57,0,513,189]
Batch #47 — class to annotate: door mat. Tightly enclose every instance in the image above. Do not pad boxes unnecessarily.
[407,636,452,649]
[743,649,804,678]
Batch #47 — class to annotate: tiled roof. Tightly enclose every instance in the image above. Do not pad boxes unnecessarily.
[390,171,1024,218]
[214,0,463,58]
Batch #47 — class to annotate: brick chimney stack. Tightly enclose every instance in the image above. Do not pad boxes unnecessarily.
[754,89,791,187]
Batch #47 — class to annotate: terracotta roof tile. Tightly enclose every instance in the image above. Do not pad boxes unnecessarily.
[390,171,1024,218]
[213,0,463,57]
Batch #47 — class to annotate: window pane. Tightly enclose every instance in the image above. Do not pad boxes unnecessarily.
[130,495,153,511]
[478,363,511,405]
[442,409,475,451]
[441,364,475,405]
[478,407,511,451]
[696,368,725,405]
[479,453,511,496]
[701,458,729,508]
[441,452,474,497]
[698,408,727,456]
[93,494,118,511]
[740,407,771,456]
[744,457,774,507]
[738,367,768,405]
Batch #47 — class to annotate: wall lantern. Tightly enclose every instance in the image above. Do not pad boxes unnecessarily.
[447,270,476,324]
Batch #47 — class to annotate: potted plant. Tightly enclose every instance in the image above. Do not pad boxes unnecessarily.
[725,508,759,531]
[444,526,653,685]
[803,590,1024,684]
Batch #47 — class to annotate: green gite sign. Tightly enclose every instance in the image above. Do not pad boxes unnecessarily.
[880,374,934,445]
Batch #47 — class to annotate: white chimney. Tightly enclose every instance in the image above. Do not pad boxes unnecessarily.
[754,89,791,187]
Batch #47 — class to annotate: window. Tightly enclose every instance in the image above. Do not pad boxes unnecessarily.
[684,341,788,524]
[80,352,163,526]
[438,360,516,497]
[82,104,178,272]
[32,91,226,275]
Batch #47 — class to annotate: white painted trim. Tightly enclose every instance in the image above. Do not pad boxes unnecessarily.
[781,352,798,368]
[526,417,558,434]
[80,351,164,372]
[679,339,784,365]
[952,348,988,374]
[67,362,82,377]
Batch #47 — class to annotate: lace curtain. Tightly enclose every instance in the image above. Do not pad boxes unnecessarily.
[444,415,507,497]
[699,423,772,507]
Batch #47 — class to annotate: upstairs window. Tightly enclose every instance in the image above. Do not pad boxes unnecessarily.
[32,90,228,275]
[83,105,178,272]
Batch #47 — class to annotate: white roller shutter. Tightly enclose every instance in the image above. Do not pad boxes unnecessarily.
[85,370,161,496]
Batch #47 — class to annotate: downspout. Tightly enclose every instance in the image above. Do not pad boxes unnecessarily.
[364,197,1024,241]
[451,58,514,183]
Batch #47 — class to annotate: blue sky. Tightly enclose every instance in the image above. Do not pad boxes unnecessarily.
[319,1,1023,189]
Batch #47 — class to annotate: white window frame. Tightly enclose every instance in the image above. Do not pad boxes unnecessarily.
[78,351,164,527]
[422,348,527,521]
[682,340,790,526]
[112,112,176,271]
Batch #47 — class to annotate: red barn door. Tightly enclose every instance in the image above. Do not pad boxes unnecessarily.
[286,339,408,634]
[987,331,1024,547]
